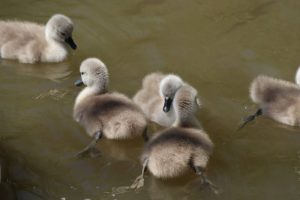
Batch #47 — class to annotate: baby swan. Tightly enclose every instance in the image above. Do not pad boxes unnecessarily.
[240,68,300,128]
[73,58,147,157]
[133,72,185,127]
[131,85,216,192]
[0,14,77,64]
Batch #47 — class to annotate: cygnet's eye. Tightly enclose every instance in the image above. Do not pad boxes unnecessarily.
[60,32,66,37]
[80,72,85,75]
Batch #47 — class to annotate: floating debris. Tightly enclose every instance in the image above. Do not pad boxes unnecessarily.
[34,89,70,100]
[111,186,130,195]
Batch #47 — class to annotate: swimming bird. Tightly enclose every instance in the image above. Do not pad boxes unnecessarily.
[73,58,147,157]
[133,72,188,127]
[240,68,300,128]
[0,14,77,64]
[131,85,217,192]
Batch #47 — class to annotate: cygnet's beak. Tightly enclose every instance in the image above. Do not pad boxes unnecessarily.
[65,36,77,49]
[163,97,173,112]
[74,79,83,87]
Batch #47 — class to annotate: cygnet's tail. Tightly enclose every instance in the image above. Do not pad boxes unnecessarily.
[250,75,299,104]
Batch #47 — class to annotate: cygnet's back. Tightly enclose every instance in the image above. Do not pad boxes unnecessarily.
[74,91,147,139]
[133,72,164,106]
[133,73,184,127]
[249,75,300,126]
[0,21,44,46]
[142,127,213,178]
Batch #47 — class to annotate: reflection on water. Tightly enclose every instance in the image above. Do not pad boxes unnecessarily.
[0,60,72,82]
[224,0,277,34]
[1,0,300,199]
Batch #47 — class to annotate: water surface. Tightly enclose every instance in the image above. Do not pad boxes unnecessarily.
[0,0,300,199]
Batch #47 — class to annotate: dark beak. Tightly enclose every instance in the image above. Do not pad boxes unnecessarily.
[65,36,77,49]
[74,79,83,87]
[163,97,173,112]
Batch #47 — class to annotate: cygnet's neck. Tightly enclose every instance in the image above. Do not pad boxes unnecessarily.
[43,28,68,62]
[75,85,105,105]
[172,102,201,129]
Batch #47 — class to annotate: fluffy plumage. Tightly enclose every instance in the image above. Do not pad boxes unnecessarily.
[130,85,215,192]
[141,85,209,178]
[133,73,186,127]
[73,58,147,156]
[0,14,76,63]
[249,75,300,126]
[142,127,213,178]
[295,66,300,85]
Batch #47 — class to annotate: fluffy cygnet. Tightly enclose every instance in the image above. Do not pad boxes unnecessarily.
[0,14,77,63]
[240,67,300,128]
[73,58,147,157]
[133,72,193,127]
[131,85,217,193]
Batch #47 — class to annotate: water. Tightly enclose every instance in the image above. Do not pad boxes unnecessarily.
[0,0,300,199]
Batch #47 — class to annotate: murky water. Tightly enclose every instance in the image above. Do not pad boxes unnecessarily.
[0,0,300,199]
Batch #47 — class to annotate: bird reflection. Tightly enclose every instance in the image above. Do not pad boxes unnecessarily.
[0,59,72,82]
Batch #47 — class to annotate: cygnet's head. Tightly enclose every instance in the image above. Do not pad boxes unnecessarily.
[45,14,77,49]
[75,58,108,92]
[295,66,300,85]
[173,85,201,123]
[159,74,183,112]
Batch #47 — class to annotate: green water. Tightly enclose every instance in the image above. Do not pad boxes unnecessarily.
[0,0,300,199]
